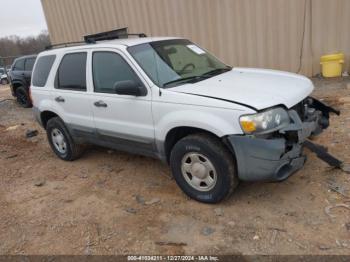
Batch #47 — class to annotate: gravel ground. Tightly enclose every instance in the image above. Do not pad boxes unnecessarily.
[0,78,349,255]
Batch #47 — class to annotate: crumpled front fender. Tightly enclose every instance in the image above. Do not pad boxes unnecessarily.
[225,98,340,182]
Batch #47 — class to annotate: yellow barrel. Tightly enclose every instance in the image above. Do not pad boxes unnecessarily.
[320,53,345,78]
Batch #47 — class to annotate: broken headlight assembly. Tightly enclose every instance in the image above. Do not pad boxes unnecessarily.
[239,107,290,135]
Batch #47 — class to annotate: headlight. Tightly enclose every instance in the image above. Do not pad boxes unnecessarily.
[240,107,290,134]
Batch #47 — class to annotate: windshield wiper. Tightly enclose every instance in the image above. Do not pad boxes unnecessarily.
[162,67,232,88]
[201,67,232,78]
[163,75,207,88]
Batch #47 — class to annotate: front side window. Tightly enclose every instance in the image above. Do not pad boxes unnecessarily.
[92,51,141,94]
[13,59,25,71]
[32,55,56,87]
[25,58,36,71]
[128,39,231,88]
[56,52,87,91]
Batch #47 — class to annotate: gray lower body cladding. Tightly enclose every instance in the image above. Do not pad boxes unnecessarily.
[32,106,43,127]
[226,98,336,182]
[226,135,306,181]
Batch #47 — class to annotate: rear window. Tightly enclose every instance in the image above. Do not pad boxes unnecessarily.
[32,55,56,87]
[25,57,36,71]
[13,59,25,71]
[55,52,87,91]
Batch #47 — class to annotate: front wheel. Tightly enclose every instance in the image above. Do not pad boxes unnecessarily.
[170,134,239,203]
[1,79,8,85]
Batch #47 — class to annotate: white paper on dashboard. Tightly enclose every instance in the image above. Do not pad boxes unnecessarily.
[187,44,206,55]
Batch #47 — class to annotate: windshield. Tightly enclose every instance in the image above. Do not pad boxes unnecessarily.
[128,39,231,88]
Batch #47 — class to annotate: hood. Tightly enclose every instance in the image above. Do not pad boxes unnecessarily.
[170,68,314,110]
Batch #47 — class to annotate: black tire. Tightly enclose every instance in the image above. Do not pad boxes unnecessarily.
[46,117,83,161]
[1,79,8,85]
[15,86,31,108]
[170,133,239,203]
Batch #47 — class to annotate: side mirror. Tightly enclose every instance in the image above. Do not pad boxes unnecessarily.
[113,80,147,96]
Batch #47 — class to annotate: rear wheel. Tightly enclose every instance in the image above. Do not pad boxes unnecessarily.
[46,117,83,161]
[1,79,8,85]
[170,133,239,203]
[15,86,31,108]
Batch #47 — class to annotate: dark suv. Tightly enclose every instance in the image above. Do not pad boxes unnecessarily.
[9,55,37,107]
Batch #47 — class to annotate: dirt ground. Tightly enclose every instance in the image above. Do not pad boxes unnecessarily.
[0,78,350,256]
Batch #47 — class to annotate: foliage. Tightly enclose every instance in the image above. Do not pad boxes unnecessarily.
[0,31,50,66]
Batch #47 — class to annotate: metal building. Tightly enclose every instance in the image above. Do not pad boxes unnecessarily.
[40,0,350,77]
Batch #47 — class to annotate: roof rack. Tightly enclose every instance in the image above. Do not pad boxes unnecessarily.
[45,41,93,50]
[84,28,147,43]
[45,28,147,50]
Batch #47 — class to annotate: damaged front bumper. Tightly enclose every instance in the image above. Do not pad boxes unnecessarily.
[226,97,339,182]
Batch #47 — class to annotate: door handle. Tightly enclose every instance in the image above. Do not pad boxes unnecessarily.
[55,96,65,103]
[94,100,107,107]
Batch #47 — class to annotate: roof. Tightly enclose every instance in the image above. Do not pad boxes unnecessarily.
[13,54,37,61]
[102,36,180,47]
[41,36,182,55]
[43,37,181,54]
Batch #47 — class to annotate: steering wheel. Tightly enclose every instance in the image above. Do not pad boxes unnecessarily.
[179,63,195,74]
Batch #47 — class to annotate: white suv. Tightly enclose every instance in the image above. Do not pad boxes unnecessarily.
[31,36,337,203]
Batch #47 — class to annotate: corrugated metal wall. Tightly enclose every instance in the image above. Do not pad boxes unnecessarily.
[41,0,350,76]
[311,0,350,75]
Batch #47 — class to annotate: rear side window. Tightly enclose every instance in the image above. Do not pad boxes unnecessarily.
[92,52,141,94]
[32,55,56,87]
[56,53,87,91]
[25,58,36,71]
[13,59,25,71]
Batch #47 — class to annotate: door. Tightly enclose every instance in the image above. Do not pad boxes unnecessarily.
[23,57,36,85]
[90,50,155,155]
[11,58,25,83]
[53,51,95,138]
